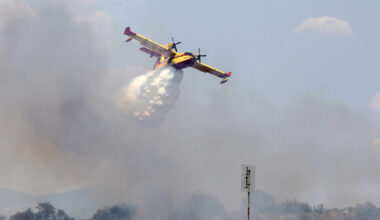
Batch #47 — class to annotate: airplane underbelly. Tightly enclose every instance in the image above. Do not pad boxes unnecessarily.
[171,54,195,69]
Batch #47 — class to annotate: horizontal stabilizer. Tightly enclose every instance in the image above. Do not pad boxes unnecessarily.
[126,36,133,42]
[220,78,228,84]
[140,47,161,57]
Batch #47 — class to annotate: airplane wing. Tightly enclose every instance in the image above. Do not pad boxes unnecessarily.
[192,62,231,83]
[124,27,175,57]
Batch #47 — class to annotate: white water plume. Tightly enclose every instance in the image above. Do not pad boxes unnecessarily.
[119,67,183,121]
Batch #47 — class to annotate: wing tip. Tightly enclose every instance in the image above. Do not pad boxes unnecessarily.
[225,72,232,77]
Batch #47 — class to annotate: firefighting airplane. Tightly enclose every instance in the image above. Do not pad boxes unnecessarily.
[124,27,231,84]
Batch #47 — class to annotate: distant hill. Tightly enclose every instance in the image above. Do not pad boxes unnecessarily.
[0,188,36,215]
[0,187,106,218]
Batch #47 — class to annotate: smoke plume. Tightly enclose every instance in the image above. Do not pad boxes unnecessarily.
[0,0,380,219]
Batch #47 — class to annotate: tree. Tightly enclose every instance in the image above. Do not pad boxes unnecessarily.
[10,208,35,220]
[314,204,324,215]
[90,205,136,220]
[355,202,378,220]
[35,202,56,220]
[9,202,74,220]
[56,209,74,220]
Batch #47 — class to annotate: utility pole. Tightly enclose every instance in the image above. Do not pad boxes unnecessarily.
[241,165,255,220]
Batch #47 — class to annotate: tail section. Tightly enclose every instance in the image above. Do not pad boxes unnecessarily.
[220,78,228,84]
[220,72,231,84]
[124,26,136,36]
[124,26,136,42]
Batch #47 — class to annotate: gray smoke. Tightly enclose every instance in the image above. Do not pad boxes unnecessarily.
[0,0,107,194]
[0,0,379,219]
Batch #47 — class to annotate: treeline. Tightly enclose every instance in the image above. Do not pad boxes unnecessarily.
[1,202,136,220]
[254,190,380,220]
[2,194,380,220]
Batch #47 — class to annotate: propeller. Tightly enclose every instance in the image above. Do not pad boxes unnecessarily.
[197,48,207,63]
[171,37,181,52]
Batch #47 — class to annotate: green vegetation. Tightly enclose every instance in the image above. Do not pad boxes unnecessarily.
[7,202,135,220]
[9,202,73,220]
[3,194,380,220]
[253,190,380,220]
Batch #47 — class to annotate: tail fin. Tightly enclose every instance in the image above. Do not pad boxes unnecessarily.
[124,26,136,36]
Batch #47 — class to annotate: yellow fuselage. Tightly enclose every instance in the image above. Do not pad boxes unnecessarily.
[154,52,195,70]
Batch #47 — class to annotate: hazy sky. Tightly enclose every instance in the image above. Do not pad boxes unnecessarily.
[92,0,380,110]
[1,0,380,217]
